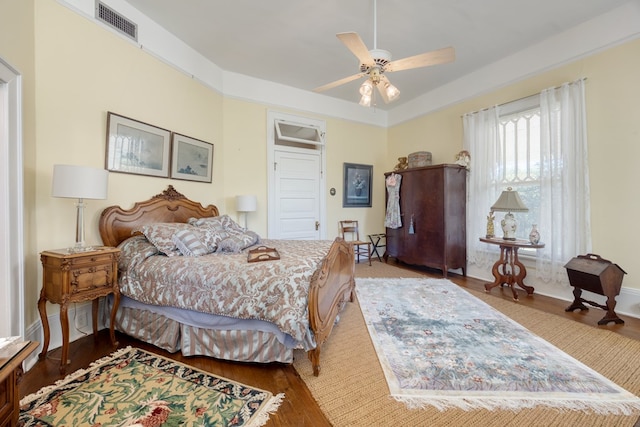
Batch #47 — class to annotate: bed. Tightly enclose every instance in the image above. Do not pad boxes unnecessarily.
[98,185,355,376]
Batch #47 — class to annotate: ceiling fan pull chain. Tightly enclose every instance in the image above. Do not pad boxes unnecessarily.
[373,0,378,50]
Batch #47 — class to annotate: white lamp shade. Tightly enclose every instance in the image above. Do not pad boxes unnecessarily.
[236,195,257,212]
[52,164,109,199]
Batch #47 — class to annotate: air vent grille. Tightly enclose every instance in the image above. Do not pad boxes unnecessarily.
[96,1,137,41]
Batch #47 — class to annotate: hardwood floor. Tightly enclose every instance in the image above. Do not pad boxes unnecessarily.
[20,261,640,426]
[21,331,329,426]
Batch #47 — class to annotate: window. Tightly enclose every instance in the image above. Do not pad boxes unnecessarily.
[464,79,591,287]
[275,119,324,147]
[496,99,541,242]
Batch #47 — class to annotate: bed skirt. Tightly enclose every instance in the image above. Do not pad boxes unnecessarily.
[111,303,295,364]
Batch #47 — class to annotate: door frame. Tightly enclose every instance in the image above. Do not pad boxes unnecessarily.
[266,110,327,239]
[0,58,25,338]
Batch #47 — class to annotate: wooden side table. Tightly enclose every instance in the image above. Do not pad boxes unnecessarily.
[38,247,120,374]
[479,237,545,301]
[0,340,38,427]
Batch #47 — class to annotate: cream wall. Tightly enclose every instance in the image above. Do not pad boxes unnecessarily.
[325,118,388,237]
[389,38,640,296]
[29,0,224,325]
[221,99,269,233]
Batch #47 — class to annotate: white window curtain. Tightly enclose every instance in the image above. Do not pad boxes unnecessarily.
[462,106,501,269]
[463,79,591,288]
[537,79,592,285]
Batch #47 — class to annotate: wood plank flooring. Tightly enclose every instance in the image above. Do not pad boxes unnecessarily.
[20,261,640,426]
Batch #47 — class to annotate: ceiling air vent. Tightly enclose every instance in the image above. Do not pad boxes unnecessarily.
[95,1,137,41]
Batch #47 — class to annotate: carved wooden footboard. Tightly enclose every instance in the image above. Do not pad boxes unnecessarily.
[99,185,356,376]
[307,237,355,376]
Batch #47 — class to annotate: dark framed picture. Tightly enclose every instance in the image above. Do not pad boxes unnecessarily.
[170,133,214,183]
[105,112,171,178]
[343,163,372,207]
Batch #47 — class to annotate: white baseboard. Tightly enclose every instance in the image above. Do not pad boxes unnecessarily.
[466,265,640,321]
[24,301,108,371]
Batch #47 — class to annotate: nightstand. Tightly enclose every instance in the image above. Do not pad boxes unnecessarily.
[38,247,120,374]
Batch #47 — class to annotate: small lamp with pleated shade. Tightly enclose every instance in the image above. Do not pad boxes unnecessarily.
[490,187,528,240]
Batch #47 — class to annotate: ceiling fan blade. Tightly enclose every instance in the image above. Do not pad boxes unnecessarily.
[337,32,375,65]
[385,46,455,72]
[313,73,364,93]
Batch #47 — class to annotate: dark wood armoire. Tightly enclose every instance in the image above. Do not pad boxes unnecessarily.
[384,164,467,277]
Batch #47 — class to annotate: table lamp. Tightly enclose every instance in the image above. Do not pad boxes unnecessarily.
[236,195,257,229]
[490,187,528,240]
[52,164,109,252]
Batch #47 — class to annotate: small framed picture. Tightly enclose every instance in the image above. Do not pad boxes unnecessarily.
[170,133,214,183]
[343,162,372,207]
[105,112,171,178]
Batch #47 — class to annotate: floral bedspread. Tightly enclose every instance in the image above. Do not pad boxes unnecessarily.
[118,236,333,343]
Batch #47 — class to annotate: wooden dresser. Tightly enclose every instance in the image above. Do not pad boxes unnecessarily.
[384,164,467,277]
[0,340,38,427]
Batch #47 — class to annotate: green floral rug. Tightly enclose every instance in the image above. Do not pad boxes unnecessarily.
[356,277,640,414]
[20,347,283,426]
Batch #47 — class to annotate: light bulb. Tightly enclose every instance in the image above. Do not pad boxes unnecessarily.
[385,82,400,101]
[359,80,373,96]
[359,94,371,107]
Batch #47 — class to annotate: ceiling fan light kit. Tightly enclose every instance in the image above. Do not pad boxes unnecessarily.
[313,0,455,108]
[383,80,400,101]
[359,79,374,106]
[359,93,372,107]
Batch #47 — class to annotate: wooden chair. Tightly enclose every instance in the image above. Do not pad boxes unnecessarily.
[339,220,371,266]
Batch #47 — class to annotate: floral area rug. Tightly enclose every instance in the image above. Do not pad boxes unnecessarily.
[356,277,640,414]
[19,347,284,426]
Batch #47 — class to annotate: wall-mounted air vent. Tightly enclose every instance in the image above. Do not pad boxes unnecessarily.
[95,1,137,41]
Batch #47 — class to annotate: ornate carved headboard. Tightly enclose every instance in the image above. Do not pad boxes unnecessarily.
[99,185,220,247]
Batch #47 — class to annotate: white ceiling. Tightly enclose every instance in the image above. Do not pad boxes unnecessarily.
[124,0,631,110]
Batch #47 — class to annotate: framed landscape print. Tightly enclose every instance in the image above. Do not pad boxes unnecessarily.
[343,162,372,207]
[170,133,214,183]
[105,112,171,178]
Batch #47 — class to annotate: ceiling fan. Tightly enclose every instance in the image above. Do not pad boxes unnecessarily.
[313,0,455,107]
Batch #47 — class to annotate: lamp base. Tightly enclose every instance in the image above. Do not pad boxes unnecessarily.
[500,212,517,240]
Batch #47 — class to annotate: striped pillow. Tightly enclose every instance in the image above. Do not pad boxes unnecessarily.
[139,223,193,256]
[172,229,209,257]
[216,230,260,253]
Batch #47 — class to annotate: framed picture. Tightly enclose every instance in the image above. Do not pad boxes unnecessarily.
[105,112,171,178]
[170,133,214,183]
[343,162,372,207]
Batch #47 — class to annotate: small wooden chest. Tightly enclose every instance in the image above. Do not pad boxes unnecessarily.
[564,253,626,325]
